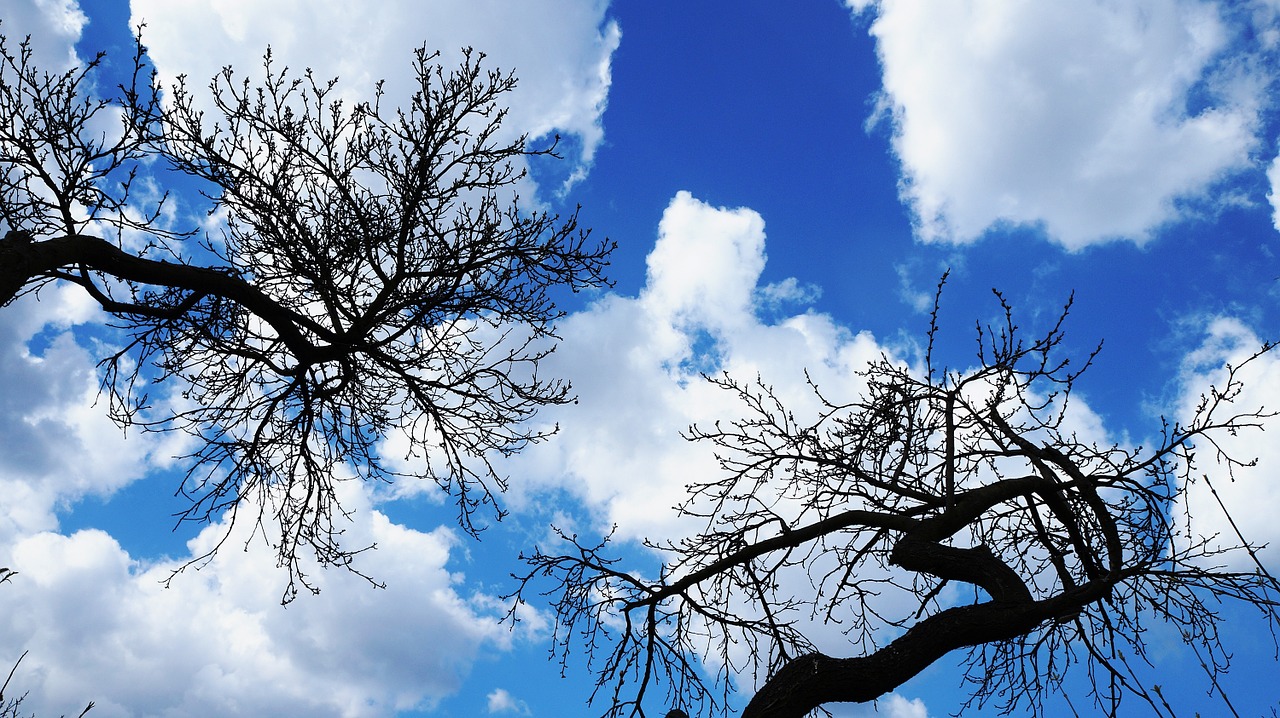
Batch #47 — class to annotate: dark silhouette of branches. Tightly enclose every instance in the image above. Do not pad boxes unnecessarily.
[511,276,1280,717]
[0,28,612,599]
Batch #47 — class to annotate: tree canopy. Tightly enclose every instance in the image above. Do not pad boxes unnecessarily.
[0,29,612,599]
[514,278,1280,718]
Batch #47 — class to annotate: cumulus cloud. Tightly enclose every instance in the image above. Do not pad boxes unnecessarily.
[644,191,768,331]
[0,0,86,70]
[507,191,888,541]
[0,292,523,718]
[129,0,620,194]
[494,192,947,704]
[486,687,531,714]
[1173,316,1280,566]
[881,694,931,718]
[0,473,515,718]
[0,289,514,718]
[856,0,1266,248]
[0,289,151,540]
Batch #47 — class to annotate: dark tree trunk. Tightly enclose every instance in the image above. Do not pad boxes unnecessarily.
[742,536,1108,718]
[0,230,42,307]
[0,233,324,358]
[741,600,1046,718]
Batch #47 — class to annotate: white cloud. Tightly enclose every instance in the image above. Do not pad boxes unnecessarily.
[495,193,946,703]
[645,191,768,333]
[508,192,888,541]
[1268,149,1280,232]
[0,296,518,717]
[0,290,153,540]
[857,0,1265,248]
[829,694,930,718]
[882,694,930,718]
[0,483,514,718]
[1173,316,1280,566]
[486,687,531,714]
[0,291,514,718]
[128,0,620,195]
[0,0,87,71]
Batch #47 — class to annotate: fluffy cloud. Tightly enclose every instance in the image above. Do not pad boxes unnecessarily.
[0,0,86,70]
[486,687,531,715]
[644,192,767,331]
[1,514,511,718]
[856,0,1265,248]
[1173,317,1280,566]
[501,191,937,707]
[360,188,934,709]
[0,289,513,718]
[880,695,930,718]
[508,191,887,541]
[129,0,620,193]
[0,289,151,540]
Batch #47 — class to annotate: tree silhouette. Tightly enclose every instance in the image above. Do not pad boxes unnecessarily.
[513,278,1280,717]
[0,29,611,598]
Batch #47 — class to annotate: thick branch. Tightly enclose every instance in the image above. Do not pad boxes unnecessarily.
[627,474,1053,612]
[1,232,333,360]
[626,508,923,611]
[741,601,1044,718]
[743,581,1111,718]
[890,536,1031,604]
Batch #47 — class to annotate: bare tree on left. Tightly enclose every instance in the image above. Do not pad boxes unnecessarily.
[0,29,612,598]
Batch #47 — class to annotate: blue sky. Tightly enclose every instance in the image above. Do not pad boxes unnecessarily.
[2,1,1280,717]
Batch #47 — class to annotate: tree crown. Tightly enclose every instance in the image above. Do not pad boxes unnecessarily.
[0,29,613,599]
[513,276,1279,718]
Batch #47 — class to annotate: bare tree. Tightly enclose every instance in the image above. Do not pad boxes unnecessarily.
[0,30,612,598]
[512,277,1280,717]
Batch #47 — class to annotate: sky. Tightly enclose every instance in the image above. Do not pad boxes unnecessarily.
[2,0,1280,717]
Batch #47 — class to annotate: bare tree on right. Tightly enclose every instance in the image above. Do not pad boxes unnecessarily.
[515,278,1280,718]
